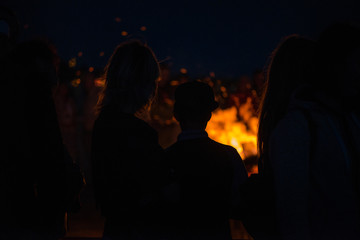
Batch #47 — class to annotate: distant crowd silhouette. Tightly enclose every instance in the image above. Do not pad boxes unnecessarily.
[1,6,360,240]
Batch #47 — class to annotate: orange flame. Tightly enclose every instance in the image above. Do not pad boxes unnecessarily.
[206,105,258,159]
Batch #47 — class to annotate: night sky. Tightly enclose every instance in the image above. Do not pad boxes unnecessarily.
[1,0,360,78]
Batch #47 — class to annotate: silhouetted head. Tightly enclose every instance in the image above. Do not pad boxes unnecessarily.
[9,39,59,109]
[99,40,160,114]
[258,35,316,173]
[174,81,218,130]
[265,35,316,99]
[0,7,18,93]
[315,22,360,106]
[0,6,19,44]
[6,39,62,146]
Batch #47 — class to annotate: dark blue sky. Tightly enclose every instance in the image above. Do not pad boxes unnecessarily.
[2,0,360,77]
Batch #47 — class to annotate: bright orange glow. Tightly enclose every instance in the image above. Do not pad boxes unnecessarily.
[71,78,81,87]
[180,68,188,74]
[170,80,180,86]
[206,106,258,159]
[89,67,94,73]
[94,78,105,87]
[121,31,128,36]
[68,58,76,68]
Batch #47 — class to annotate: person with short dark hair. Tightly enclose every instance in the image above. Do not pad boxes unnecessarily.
[165,81,248,240]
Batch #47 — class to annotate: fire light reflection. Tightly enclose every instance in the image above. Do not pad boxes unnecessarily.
[206,105,258,160]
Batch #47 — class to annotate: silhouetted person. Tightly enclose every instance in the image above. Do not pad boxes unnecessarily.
[256,25,360,240]
[91,40,167,240]
[0,38,83,239]
[0,6,18,128]
[165,81,248,240]
[241,35,317,239]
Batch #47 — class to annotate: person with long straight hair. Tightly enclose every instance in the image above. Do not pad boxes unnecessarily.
[243,35,316,239]
[257,24,360,239]
[91,40,167,240]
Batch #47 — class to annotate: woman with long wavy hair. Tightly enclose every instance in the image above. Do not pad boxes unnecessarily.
[92,40,167,240]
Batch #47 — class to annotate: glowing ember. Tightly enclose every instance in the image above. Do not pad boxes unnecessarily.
[94,78,105,87]
[68,57,76,68]
[71,78,81,87]
[206,106,258,159]
[180,68,188,74]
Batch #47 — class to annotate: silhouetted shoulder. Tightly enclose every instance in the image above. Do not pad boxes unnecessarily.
[94,104,158,143]
[210,138,243,159]
[165,136,242,168]
[271,110,310,145]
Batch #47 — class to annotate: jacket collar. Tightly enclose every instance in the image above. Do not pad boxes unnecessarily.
[177,130,208,141]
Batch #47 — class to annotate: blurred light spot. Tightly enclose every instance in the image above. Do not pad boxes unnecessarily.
[78,51,83,57]
[76,70,81,76]
[121,31,128,36]
[94,78,105,87]
[180,68,187,74]
[140,26,147,31]
[170,80,180,86]
[115,17,121,22]
[209,72,215,78]
[71,78,81,87]
[220,86,227,92]
[251,89,257,97]
[164,98,174,106]
[89,67,94,73]
[165,119,173,125]
[68,58,76,68]
[99,51,105,57]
